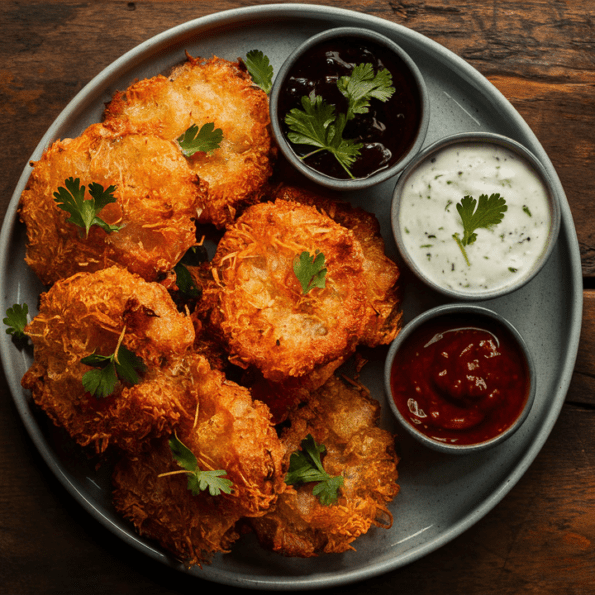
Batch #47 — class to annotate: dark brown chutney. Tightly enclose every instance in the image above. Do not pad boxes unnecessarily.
[277,38,422,180]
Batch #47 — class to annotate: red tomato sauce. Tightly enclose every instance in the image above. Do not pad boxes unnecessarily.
[390,315,530,445]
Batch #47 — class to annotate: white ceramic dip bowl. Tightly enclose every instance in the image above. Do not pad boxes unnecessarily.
[391,132,561,300]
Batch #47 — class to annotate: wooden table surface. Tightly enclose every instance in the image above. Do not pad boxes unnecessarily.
[1,1,594,593]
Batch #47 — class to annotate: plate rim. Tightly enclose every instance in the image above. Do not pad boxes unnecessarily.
[0,3,584,590]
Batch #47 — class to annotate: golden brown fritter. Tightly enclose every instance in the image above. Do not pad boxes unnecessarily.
[111,354,286,567]
[21,266,197,453]
[204,198,369,389]
[248,375,399,557]
[274,184,402,346]
[104,54,274,228]
[19,120,207,286]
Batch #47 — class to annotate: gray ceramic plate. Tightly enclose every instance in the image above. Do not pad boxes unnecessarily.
[0,3,583,591]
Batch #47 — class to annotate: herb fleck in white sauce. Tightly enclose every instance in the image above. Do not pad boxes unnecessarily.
[398,142,552,294]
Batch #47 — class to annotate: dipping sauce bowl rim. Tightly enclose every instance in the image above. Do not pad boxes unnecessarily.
[383,303,537,454]
[269,26,430,190]
[390,131,562,301]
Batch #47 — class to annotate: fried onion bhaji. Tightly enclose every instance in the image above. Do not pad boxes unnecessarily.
[21,266,197,454]
[104,54,274,228]
[248,375,399,557]
[18,120,207,286]
[204,198,370,392]
[274,184,402,347]
[111,354,285,567]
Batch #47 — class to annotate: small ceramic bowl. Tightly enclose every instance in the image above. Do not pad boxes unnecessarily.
[384,303,536,455]
[391,132,561,300]
[269,27,429,190]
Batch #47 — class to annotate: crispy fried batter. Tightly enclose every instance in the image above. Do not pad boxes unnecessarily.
[274,184,402,346]
[19,120,206,286]
[104,54,274,228]
[16,42,404,565]
[204,199,368,388]
[248,375,399,557]
[111,354,285,567]
[21,266,196,453]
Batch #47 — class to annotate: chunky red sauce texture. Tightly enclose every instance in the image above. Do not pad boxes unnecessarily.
[390,315,530,445]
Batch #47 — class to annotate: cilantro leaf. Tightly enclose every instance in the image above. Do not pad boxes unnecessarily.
[313,475,345,506]
[456,193,508,245]
[285,61,395,178]
[174,262,200,298]
[337,63,395,120]
[81,343,145,398]
[285,434,343,506]
[53,177,121,238]
[169,433,198,471]
[245,49,274,94]
[293,250,327,294]
[113,345,145,385]
[81,363,118,399]
[173,246,208,299]
[3,303,29,339]
[177,123,223,157]
[168,434,233,497]
[452,193,507,265]
[187,469,233,497]
[285,94,362,177]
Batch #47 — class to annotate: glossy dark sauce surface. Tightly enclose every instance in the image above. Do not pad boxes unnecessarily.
[277,38,422,180]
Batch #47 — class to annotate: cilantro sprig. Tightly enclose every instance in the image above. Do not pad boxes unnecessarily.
[285,95,362,177]
[3,303,29,340]
[285,434,344,506]
[177,123,223,157]
[174,246,207,299]
[81,329,145,398]
[284,62,395,178]
[293,250,327,294]
[54,177,122,238]
[337,63,395,121]
[244,49,274,94]
[452,193,507,265]
[164,434,233,497]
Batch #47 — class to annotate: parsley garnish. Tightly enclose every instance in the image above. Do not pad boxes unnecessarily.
[177,123,223,157]
[54,177,122,238]
[81,330,145,398]
[452,193,507,266]
[285,434,343,506]
[3,303,28,339]
[244,49,274,94]
[165,434,233,497]
[293,250,327,294]
[284,62,395,178]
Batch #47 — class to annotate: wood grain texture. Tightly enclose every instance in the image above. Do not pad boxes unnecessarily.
[2,0,594,272]
[1,2,594,594]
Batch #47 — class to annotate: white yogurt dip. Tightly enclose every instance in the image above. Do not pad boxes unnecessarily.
[397,141,552,295]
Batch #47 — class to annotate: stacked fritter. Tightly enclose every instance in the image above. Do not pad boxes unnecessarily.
[104,54,273,228]
[19,120,208,285]
[16,51,402,567]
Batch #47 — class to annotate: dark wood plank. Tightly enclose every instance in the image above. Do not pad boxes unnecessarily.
[568,290,595,408]
[2,0,595,275]
[1,2,594,594]
[386,0,595,275]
